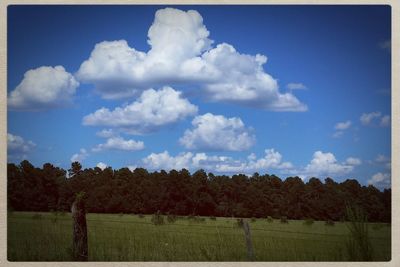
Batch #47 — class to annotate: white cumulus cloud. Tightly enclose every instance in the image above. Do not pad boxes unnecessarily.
[141,148,293,174]
[368,172,391,189]
[301,151,357,178]
[83,86,198,134]
[345,157,362,166]
[71,148,89,163]
[76,8,306,111]
[8,66,79,110]
[142,151,194,171]
[96,162,108,170]
[7,133,36,159]
[335,120,352,130]
[179,113,255,151]
[92,137,144,152]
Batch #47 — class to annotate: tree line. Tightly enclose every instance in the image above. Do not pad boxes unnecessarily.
[7,160,391,222]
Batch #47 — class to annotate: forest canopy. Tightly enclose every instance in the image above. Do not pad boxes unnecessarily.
[7,160,391,223]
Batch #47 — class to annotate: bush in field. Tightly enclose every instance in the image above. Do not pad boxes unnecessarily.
[138,214,145,218]
[266,216,273,223]
[209,216,216,221]
[280,216,288,224]
[151,211,164,225]
[192,216,205,223]
[304,218,314,226]
[118,212,123,217]
[236,218,244,228]
[325,220,335,226]
[345,205,373,261]
[167,214,176,223]
[251,217,257,222]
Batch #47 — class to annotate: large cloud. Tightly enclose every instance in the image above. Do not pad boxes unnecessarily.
[141,148,293,174]
[8,66,79,110]
[82,86,198,134]
[179,113,255,151]
[76,8,306,111]
[7,133,36,159]
[140,149,361,180]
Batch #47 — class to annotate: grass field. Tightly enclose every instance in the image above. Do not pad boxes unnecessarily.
[7,212,391,261]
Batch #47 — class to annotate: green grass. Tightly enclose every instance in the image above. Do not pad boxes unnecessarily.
[7,212,391,261]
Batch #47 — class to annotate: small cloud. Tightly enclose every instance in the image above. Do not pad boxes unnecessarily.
[375,154,390,163]
[127,165,137,172]
[374,154,391,170]
[345,157,362,166]
[360,111,381,126]
[335,120,352,130]
[96,129,117,138]
[92,137,145,152]
[332,131,344,138]
[179,113,255,151]
[360,112,390,127]
[368,172,391,189]
[299,151,357,178]
[286,83,307,90]
[8,66,79,111]
[7,133,36,159]
[96,162,107,170]
[71,148,89,163]
[380,115,390,127]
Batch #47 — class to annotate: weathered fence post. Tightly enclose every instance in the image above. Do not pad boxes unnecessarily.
[71,192,88,261]
[240,219,255,261]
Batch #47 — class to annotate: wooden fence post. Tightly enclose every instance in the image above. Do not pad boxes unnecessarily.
[241,219,255,261]
[71,192,88,261]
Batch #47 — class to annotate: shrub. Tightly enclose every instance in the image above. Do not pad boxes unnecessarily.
[151,211,165,225]
[325,220,335,226]
[167,214,176,223]
[192,216,206,223]
[209,216,217,221]
[304,218,314,226]
[236,218,244,228]
[345,205,373,261]
[280,216,288,224]
[118,212,124,217]
[266,216,273,223]
[138,214,145,218]
[251,217,257,222]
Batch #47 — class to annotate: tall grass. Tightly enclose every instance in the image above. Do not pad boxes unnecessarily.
[345,205,374,261]
[7,211,390,261]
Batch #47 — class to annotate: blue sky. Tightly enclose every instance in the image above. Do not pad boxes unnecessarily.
[7,5,391,189]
